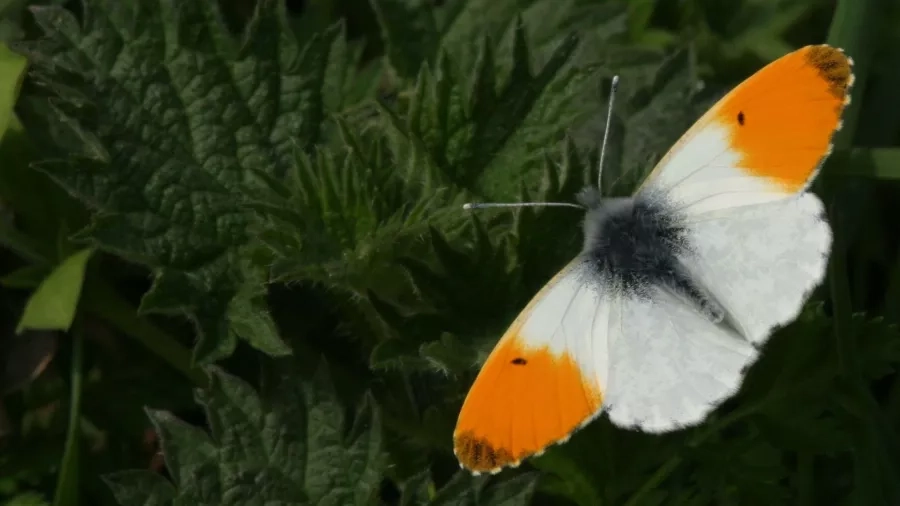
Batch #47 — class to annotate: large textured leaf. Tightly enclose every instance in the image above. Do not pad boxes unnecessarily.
[371,0,629,81]
[255,15,600,301]
[252,124,464,292]
[13,0,375,361]
[400,470,539,506]
[104,363,385,506]
[361,21,714,385]
[379,21,593,200]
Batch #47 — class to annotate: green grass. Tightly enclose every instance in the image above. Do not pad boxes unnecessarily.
[1,0,899,505]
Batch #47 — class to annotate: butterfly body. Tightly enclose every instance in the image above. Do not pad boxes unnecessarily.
[454,44,853,475]
[578,188,725,323]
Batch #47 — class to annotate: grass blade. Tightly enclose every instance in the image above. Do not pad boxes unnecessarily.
[827,148,900,180]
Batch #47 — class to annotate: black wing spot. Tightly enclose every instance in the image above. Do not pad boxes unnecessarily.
[737,111,745,125]
[511,358,527,365]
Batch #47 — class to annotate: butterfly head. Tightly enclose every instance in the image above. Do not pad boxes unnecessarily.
[576,186,635,244]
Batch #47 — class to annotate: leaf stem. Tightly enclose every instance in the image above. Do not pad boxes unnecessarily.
[52,323,84,506]
[83,279,208,387]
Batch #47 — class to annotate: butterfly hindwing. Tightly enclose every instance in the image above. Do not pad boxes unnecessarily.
[677,192,831,344]
[604,285,758,432]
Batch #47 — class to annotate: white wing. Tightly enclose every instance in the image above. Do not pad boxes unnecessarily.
[501,262,760,434]
[676,193,831,344]
[453,261,611,473]
[602,284,759,432]
[634,45,848,345]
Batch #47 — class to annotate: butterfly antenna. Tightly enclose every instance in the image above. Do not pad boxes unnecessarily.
[597,74,620,192]
[461,77,620,213]
[462,201,583,210]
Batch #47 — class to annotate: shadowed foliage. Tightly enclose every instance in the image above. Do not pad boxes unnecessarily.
[1,0,899,505]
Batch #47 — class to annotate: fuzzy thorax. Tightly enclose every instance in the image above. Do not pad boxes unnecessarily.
[576,187,725,323]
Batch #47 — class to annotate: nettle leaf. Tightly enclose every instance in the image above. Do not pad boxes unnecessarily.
[249,4,707,379]
[368,216,517,375]
[14,0,375,362]
[372,0,628,81]
[370,0,692,199]
[400,470,539,506]
[251,121,466,298]
[104,471,177,506]
[611,48,714,193]
[104,363,385,506]
[369,45,709,370]
[381,20,596,200]
[510,138,592,292]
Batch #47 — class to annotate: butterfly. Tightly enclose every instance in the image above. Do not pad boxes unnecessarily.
[453,44,854,474]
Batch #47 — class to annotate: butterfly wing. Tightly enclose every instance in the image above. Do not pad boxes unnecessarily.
[638,44,852,211]
[453,260,610,474]
[635,44,851,344]
[674,192,831,344]
[601,45,850,432]
[603,284,758,432]
[453,257,761,468]
[455,45,853,469]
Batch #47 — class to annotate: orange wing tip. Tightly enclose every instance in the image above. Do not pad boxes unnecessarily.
[453,431,521,475]
[804,44,854,188]
[802,44,854,101]
[452,409,606,475]
[452,429,576,475]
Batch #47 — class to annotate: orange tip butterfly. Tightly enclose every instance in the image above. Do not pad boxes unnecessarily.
[454,44,854,475]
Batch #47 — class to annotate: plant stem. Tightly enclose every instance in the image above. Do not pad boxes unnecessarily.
[52,324,84,506]
[83,279,208,387]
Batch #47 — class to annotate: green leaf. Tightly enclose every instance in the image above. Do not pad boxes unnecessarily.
[423,471,539,506]
[252,119,465,308]
[16,248,93,334]
[104,362,385,505]
[0,41,26,141]
[104,471,176,506]
[478,473,539,505]
[0,88,87,264]
[371,0,627,82]
[80,278,208,387]
[258,9,704,394]
[226,271,292,357]
[370,0,440,80]
[387,23,588,199]
[14,0,372,362]
[397,470,433,505]
[0,264,49,289]
[6,493,51,506]
[396,469,540,506]
[827,148,900,180]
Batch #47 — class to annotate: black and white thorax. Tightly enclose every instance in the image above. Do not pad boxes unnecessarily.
[576,187,726,324]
